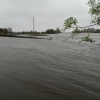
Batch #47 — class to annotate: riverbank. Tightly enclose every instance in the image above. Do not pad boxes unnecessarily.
[0,34,45,39]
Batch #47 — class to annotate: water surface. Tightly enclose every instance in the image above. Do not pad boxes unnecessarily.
[0,33,100,100]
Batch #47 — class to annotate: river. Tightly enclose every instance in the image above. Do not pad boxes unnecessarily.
[0,33,100,100]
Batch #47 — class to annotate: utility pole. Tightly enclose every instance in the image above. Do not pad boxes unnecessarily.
[33,17,35,32]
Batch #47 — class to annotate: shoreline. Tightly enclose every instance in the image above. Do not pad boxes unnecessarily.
[0,34,44,39]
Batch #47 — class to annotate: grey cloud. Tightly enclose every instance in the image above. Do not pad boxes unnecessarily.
[0,0,98,32]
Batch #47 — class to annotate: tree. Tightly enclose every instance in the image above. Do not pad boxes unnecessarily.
[88,0,100,25]
[62,17,81,38]
[7,27,12,35]
[0,28,3,33]
[46,29,55,34]
[62,0,100,43]
[55,27,61,33]
[3,28,8,34]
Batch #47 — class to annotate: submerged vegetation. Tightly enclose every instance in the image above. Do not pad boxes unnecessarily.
[79,34,94,43]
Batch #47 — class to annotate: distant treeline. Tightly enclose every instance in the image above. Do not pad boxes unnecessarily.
[14,27,61,34]
[0,27,12,35]
[0,27,61,35]
[95,29,100,33]
[0,28,8,34]
[45,28,61,34]
[82,28,100,33]
[14,31,40,34]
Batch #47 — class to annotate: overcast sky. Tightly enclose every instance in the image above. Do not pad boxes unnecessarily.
[0,0,99,32]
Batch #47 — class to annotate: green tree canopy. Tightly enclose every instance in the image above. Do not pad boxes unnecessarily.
[88,0,100,25]
[7,27,12,35]
[62,0,100,42]
[0,28,3,33]
[46,29,55,34]
[3,28,8,34]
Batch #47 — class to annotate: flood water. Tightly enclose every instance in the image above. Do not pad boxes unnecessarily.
[0,33,100,100]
